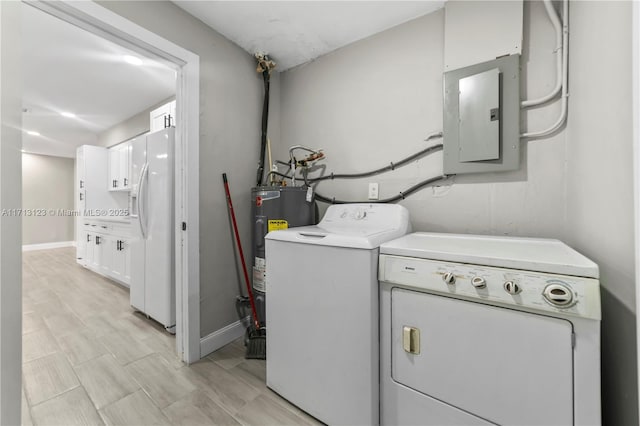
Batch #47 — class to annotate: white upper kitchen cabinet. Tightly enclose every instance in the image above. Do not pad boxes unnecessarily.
[149,99,176,132]
[108,141,131,191]
[76,145,111,211]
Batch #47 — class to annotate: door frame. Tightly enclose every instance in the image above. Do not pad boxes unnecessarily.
[26,0,201,363]
[633,0,640,421]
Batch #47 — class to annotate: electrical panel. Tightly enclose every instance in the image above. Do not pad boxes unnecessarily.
[443,54,520,175]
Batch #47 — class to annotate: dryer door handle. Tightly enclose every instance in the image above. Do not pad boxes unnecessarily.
[403,326,420,355]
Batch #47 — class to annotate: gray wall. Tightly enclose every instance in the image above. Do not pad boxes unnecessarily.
[97,96,175,148]
[22,153,75,245]
[99,1,264,338]
[565,2,637,424]
[0,1,23,422]
[278,3,567,234]
[276,1,637,423]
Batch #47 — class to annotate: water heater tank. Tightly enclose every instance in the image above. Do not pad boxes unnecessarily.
[251,186,317,325]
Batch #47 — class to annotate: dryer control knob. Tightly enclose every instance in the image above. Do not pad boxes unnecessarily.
[442,272,456,285]
[471,276,486,288]
[543,283,574,307]
[504,281,521,295]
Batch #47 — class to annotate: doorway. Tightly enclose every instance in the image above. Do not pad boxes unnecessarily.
[23,0,201,363]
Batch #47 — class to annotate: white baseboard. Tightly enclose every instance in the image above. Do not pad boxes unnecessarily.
[200,317,250,358]
[22,241,75,252]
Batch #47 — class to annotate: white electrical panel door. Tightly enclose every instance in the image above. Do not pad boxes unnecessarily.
[458,68,500,162]
[391,288,573,425]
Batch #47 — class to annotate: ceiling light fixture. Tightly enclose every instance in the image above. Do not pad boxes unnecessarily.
[61,112,76,118]
[26,131,40,136]
[123,55,143,66]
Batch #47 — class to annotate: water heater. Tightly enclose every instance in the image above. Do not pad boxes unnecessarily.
[251,186,316,325]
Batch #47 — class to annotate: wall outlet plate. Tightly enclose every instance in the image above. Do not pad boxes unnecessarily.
[368,183,379,200]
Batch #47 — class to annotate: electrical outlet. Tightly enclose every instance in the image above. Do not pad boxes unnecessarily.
[368,183,379,200]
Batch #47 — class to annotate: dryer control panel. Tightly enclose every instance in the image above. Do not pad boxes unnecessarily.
[379,254,601,320]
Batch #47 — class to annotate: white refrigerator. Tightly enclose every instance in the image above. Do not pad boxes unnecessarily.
[130,127,175,332]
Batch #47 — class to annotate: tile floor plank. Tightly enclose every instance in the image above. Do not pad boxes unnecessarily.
[187,359,261,415]
[22,328,60,363]
[99,390,171,426]
[42,312,86,338]
[166,390,241,425]
[162,399,214,426]
[22,312,45,335]
[23,352,80,406]
[73,354,139,410]
[232,393,319,426]
[125,353,197,408]
[163,392,243,426]
[30,387,104,426]
[57,329,110,366]
[101,330,155,366]
[21,388,34,426]
[207,339,246,370]
[80,315,119,338]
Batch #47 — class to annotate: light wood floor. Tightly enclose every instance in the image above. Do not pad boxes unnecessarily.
[22,247,321,426]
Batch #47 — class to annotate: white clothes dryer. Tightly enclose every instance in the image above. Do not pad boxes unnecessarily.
[379,232,601,426]
[265,203,411,425]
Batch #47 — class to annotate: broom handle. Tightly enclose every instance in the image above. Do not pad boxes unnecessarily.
[222,173,261,331]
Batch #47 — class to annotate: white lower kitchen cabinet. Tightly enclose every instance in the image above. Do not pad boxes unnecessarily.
[78,219,131,287]
[110,237,131,285]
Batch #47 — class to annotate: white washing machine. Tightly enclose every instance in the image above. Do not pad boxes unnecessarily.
[379,232,601,426]
[265,203,411,425]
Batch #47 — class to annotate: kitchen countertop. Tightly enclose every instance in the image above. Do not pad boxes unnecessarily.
[83,216,131,224]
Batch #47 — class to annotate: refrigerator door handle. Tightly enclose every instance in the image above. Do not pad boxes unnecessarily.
[137,162,149,239]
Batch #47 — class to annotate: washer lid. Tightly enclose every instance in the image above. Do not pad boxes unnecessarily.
[265,203,411,249]
[380,232,599,278]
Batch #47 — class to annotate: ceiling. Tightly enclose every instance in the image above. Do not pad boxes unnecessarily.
[173,1,445,71]
[22,2,444,158]
[22,5,176,158]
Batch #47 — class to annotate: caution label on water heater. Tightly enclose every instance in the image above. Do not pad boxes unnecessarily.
[253,257,266,293]
[268,220,289,232]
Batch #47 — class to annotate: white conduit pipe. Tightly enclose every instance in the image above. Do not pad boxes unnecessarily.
[521,0,563,108]
[521,0,569,139]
